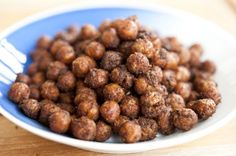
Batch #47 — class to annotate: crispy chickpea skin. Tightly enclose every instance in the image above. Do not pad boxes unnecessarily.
[117,19,138,40]
[71,116,96,141]
[8,82,30,103]
[141,91,165,107]
[57,71,76,92]
[187,98,216,120]
[100,101,120,123]
[85,41,105,60]
[119,121,141,143]
[29,85,40,100]
[76,100,99,121]
[36,35,52,49]
[15,73,31,84]
[80,24,98,40]
[74,87,97,105]
[136,117,158,141]
[173,108,198,131]
[49,110,71,134]
[39,102,61,125]
[85,68,109,88]
[46,61,67,81]
[20,99,41,119]
[103,83,125,102]
[72,55,96,78]
[112,115,129,133]
[95,121,112,142]
[166,93,185,110]
[41,81,60,101]
[55,45,76,64]
[156,106,175,135]
[50,40,69,56]
[101,28,120,48]
[110,65,134,89]
[126,52,151,74]
[176,66,191,82]
[120,96,140,119]
[194,79,221,104]
[131,38,155,58]
[100,51,123,71]
[200,60,216,74]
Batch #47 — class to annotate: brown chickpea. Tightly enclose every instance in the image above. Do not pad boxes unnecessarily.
[85,68,109,89]
[15,73,31,84]
[20,99,41,119]
[95,121,112,142]
[74,39,92,55]
[27,63,38,76]
[141,104,166,118]
[119,121,141,143]
[76,100,99,121]
[101,28,120,48]
[37,54,54,72]
[131,38,155,58]
[162,37,182,53]
[100,51,123,71]
[103,83,125,102]
[118,41,134,59]
[187,90,200,102]
[117,19,138,40]
[36,35,52,50]
[166,93,185,110]
[85,41,105,60]
[46,61,67,81]
[173,108,198,131]
[76,80,88,92]
[126,52,150,74]
[55,31,77,44]
[99,19,111,32]
[176,66,191,82]
[141,91,165,107]
[49,110,71,134]
[144,66,163,86]
[112,115,129,133]
[175,82,192,100]
[165,52,180,70]
[39,102,61,125]
[30,49,51,62]
[120,96,140,119]
[50,40,69,56]
[134,77,150,95]
[178,48,190,65]
[100,100,120,123]
[55,45,76,64]
[189,44,203,67]
[136,117,158,141]
[72,55,96,78]
[151,48,168,68]
[162,70,177,91]
[200,60,216,74]
[57,103,74,114]
[8,82,30,103]
[74,87,97,105]
[58,93,74,104]
[57,71,76,92]
[29,85,40,100]
[71,116,96,141]
[41,80,60,101]
[110,65,134,89]
[187,98,216,120]
[80,24,98,40]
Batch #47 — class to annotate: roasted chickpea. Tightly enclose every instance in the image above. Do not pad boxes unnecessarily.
[95,121,112,142]
[166,93,185,110]
[20,99,40,119]
[100,51,123,71]
[141,91,165,107]
[112,115,129,133]
[165,52,180,70]
[41,80,60,101]
[175,82,192,100]
[144,66,163,86]
[49,110,71,134]
[134,77,150,95]
[176,66,191,82]
[50,40,69,56]
[117,19,138,40]
[178,48,190,65]
[187,98,216,120]
[29,85,40,100]
[55,45,76,64]
[27,63,38,76]
[162,37,182,53]
[103,83,125,102]
[151,48,167,68]
[57,71,76,92]
[76,100,99,121]
[30,49,51,62]
[118,41,134,59]
[131,38,154,58]
[141,104,166,118]
[39,102,61,125]
[36,35,52,49]
[37,54,53,71]
[15,73,31,85]
[200,60,216,74]
[162,70,177,91]
[173,108,198,131]
[120,96,140,119]
[31,72,45,86]
[72,55,96,78]
[57,103,74,114]
[101,28,120,48]
[188,90,200,102]
[189,44,203,67]
[74,39,92,55]
[71,116,96,141]
[58,93,74,104]
[80,24,98,40]
[8,82,30,103]
[99,19,111,32]
[46,61,67,81]
[74,87,97,105]
[100,100,120,123]
[85,41,105,60]
[85,68,109,88]
[110,65,134,89]
[119,121,141,143]
[126,52,150,74]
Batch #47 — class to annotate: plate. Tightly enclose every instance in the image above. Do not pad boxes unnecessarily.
[1,1,236,153]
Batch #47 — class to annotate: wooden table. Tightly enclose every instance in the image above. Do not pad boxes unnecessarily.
[1,0,236,155]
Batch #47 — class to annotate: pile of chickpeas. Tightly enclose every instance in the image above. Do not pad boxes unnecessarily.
[8,16,221,143]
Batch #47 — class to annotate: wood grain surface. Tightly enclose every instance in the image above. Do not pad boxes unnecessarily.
[1,0,236,155]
